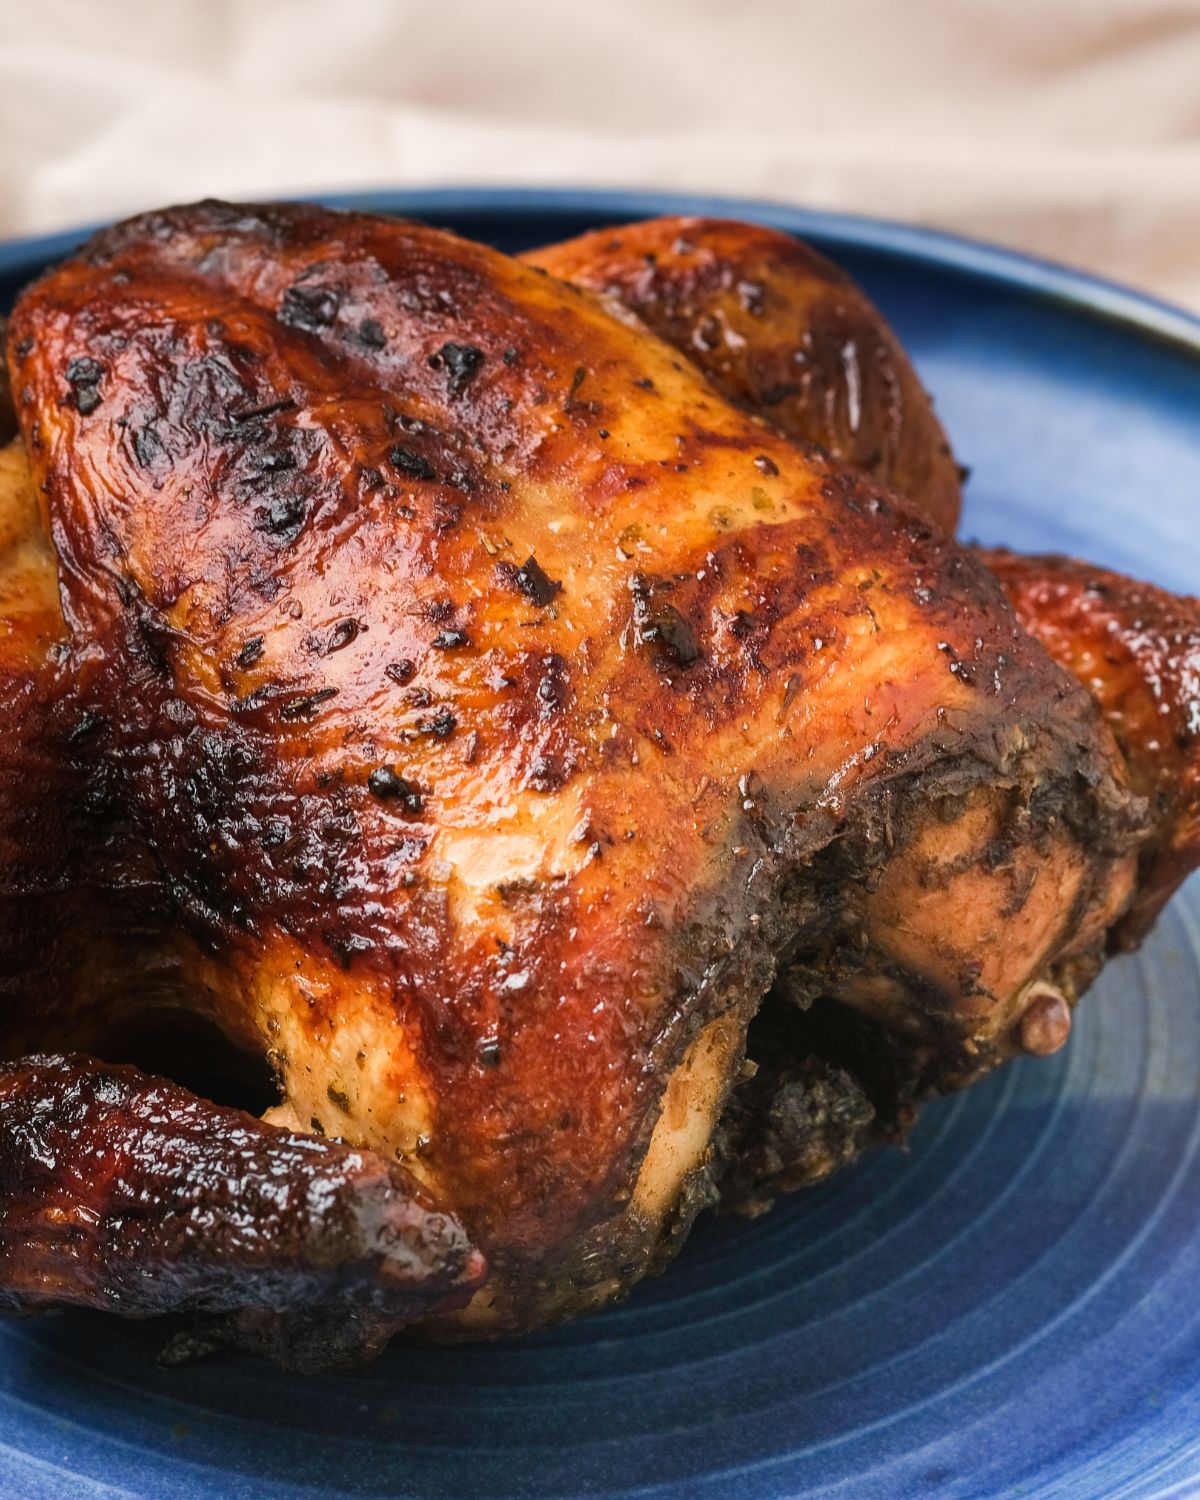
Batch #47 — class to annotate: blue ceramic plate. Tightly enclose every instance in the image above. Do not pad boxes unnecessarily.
[2,189,1200,1500]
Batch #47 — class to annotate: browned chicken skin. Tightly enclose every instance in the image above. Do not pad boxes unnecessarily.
[534,214,1200,1210]
[525,217,963,534]
[0,202,1190,1364]
[0,1054,483,1367]
[532,216,1200,940]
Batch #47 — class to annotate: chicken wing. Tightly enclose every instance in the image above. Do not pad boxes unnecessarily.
[525,216,962,533]
[983,548,1200,944]
[0,1053,483,1368]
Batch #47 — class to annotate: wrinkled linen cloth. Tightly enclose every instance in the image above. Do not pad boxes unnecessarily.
[0,0,1197,312]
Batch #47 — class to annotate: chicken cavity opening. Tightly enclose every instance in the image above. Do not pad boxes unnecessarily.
[99,1007,279,1116]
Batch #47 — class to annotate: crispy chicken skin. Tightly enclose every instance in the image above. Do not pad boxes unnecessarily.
[533,217,1200,942]
[535,215,1200,1211]
[524,217,962,533]
[0,439,79,1027]
[0,201,1172,1361]
[0,1054,483,1368]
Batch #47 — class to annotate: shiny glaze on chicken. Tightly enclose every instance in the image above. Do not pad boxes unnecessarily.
[526,216,962,533]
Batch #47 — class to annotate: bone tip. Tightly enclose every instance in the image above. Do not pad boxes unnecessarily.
[1018,981,1072,1056]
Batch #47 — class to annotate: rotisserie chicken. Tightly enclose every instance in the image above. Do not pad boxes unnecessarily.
[0,202,1194,1367]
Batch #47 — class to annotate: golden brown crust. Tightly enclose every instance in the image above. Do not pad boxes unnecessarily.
[533,217,1189,1220]
[533,217,1198,958]
[525,216,962,532]
[0,440,81,1036]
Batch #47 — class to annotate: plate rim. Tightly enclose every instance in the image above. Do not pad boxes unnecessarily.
[2,185,1200,362]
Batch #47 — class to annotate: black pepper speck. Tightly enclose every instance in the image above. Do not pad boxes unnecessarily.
[368,767,424,812]
[236,636,265,669]
[390,446,435,482]
[428,342,484,396]
[279,283,339,332]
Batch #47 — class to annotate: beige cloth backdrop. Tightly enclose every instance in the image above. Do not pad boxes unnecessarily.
[0,0,1198,311]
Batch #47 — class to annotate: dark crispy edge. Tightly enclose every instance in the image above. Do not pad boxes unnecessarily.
[0,1053,485,1368]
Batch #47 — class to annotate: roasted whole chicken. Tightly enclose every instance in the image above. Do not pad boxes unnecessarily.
[0,202,1196,1366]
